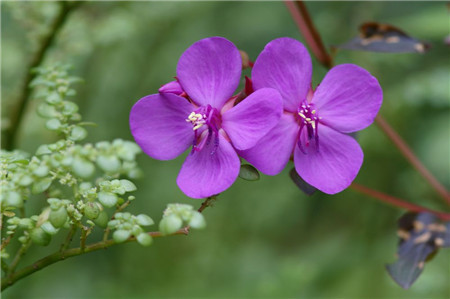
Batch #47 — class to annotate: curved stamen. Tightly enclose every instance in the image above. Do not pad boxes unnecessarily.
[187,105,221,154]
[297,101,321,154]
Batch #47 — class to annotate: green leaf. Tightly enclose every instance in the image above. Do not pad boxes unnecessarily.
[238,164,260,181]
[98,192,118,208]
[33,165,49,177]
[96,155,121,173]
[69,126,87,141]
[113,229,131,243]
[46,92,62,104]
[18,175,33,186]
[72,157,95,179]
[32,178,52,194]
[188,211,206,229]
[120,179,137,192]
[46,119,62,131]
[159,215,182,235]
[4,192,23,208]
[137,233,153,246]
[37,103,58,118]
[135,214,154,226]
[40,221,59,235]
[62,101,79,115]
[36,145,52,155]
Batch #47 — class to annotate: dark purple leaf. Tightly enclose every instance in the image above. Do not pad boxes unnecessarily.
[289,168,316,195]
[337,22,430,53]
[386,212,449,289]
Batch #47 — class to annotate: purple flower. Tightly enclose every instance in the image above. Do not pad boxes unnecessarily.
[240,38,383,194]
[130,37,282,198]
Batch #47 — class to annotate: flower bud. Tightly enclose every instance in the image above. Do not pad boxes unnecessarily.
[94,210,109,228]
[30,227,51,246]
[159,215,182,235]
[113,230,131,243]
[84,202,100,220]
[49,206,68,228]
[137,233,153,246]
[158,80,184,96]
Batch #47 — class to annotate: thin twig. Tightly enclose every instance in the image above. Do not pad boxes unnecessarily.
[4,1,82,150]
[375,116,450,205]
[1,228,187,291]
[60,225,77,253]
[6,241,31,277]
[350,183,450,221]
[284,1,332,68]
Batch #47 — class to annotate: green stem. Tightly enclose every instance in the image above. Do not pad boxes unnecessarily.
[3,1,82,150]
[1,229,187,291]
[6,241,31,277]
[60,225,77,252]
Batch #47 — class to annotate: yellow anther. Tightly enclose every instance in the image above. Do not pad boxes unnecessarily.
[305,118,311,122]
[298,112,306,119]
[312,110,316,114]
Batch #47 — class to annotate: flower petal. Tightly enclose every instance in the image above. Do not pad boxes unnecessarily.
[222,88,283,150]
[238,113,298,175]
[312,64,383,133]
[129,93,193,160]
[252,37,312,113]
[176,37,242,109]
[294,125,363,194]
[177,133,240,198]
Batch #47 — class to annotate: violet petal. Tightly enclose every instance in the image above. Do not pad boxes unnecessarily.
[238,113,298,175]
[129,93,193,160]
[176,37,241,109]
[222,88,283,151]
[177,133,240,198]
[252,37,312,113]
[294,125,363,194]
[312,64,383,133]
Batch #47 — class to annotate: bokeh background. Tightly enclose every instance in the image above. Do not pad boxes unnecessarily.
[2,1,449,298]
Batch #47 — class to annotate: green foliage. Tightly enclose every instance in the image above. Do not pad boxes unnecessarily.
[1,65,204,283]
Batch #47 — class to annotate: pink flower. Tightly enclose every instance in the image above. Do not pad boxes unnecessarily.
[130,37,282,198]
[240,38,383,194]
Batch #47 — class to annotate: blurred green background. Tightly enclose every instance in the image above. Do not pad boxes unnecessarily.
[2,1,449,298]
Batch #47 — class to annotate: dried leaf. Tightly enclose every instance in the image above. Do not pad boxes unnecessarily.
[337,22,430,53]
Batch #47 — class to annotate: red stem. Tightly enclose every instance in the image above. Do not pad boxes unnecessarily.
[375,116,450,205]
[350,183,450,221]
[284,1,332,68]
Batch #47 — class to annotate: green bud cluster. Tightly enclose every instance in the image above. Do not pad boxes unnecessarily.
[1,64,153,269]
[159,204,206,236]
[108,213,154,246]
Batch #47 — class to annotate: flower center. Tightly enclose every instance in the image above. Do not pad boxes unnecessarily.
[186,105,221,154]
[297,101,321,154]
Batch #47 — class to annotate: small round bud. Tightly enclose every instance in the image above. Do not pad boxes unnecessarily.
[93,211,109,228]
[49,207,68,228]
[113,230,131,243]
[159,215,182,236]
[30,227,51,246]
[137,233,153,246]
[84,202,100,220]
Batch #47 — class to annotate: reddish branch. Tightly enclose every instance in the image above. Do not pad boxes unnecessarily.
[375,116,450,205]
[284,1,332,68]
[350,183,450,221]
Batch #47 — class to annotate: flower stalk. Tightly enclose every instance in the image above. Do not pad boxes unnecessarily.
[350,183,450,221]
